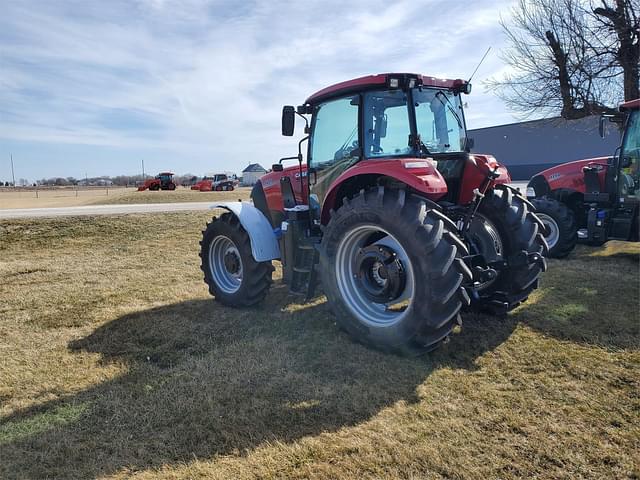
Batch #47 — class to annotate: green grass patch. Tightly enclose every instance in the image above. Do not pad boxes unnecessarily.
[0,403,89,445]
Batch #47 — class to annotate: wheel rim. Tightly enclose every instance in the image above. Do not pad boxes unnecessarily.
[208,235,243,294]
[335,225,414,327]
[536,213,559,249]
[467,214,504,291]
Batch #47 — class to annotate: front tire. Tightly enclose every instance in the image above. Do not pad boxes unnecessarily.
[200,213,273,306]
[319,187,471,355]
[531,197,577,258]
[470,186,547,312]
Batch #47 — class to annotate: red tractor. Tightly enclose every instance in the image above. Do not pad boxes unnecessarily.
[528,99,639,257]
[191,173,236,192]
[199,73,547,354]
[138,172,177,191]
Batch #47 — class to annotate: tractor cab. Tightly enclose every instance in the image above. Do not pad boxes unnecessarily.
[277,73,495,225]
[577,100,639,243]
[156,172,175,187]
[601,100,640,242]
[615,100,640,200]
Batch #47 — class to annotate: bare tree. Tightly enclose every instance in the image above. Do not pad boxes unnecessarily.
[592,0,640,101]
[489,0,639,119]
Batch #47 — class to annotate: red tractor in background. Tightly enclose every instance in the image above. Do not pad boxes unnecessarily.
[191,173,236,191]
[528,99,640,257]
[199,73,547,354]
[138,172,177,191]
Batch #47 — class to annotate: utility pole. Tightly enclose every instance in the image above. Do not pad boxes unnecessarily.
[142,159,145,179]
[10,154,15,187]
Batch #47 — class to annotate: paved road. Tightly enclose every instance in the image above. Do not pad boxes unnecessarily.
[0,202,215,219]
[0,182,530,220]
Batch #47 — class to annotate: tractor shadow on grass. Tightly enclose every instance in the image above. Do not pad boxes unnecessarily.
[0,286,518,479]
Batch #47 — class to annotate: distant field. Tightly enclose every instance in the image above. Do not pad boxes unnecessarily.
[0,212,638,479]
[0,187,131,209]
[0,187,252,209]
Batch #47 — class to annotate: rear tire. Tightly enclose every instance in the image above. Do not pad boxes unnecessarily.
[470,185,547,312]
[319,187,471,355]
[200,213,273,306]
[531,197,577,258]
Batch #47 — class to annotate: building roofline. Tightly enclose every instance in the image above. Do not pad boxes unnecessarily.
[469,113,608,132]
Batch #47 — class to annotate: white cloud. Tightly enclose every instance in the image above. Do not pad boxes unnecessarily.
[0,0,518,179]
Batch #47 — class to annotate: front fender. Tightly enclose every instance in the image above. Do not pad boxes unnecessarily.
[211,202,280,262]
[527,174,551,198]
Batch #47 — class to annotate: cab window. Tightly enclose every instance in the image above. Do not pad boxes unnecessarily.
[309,96,359,169]
[362,90,411,158]
[620,110,640,198]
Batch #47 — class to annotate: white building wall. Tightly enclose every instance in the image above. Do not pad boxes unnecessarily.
[242,171,264,186]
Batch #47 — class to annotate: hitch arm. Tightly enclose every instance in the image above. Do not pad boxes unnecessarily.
[460,166,500,234]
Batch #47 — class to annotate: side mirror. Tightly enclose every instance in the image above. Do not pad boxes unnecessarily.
[282,106,295,136]
[621,156,632,169]
[272,163,284,172]
[599,115,606,139]
[465,137,475,152]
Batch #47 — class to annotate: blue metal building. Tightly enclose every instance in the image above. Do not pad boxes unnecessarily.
[469,115,622,180]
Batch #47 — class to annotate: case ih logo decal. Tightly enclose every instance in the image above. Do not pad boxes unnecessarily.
[549,173,563,182]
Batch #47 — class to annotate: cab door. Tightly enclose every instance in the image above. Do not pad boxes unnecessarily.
[618,109,640,203]
[308,95,360,217]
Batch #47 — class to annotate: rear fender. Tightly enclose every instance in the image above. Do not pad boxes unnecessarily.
[211,202,280,261]
[320,158,448,224]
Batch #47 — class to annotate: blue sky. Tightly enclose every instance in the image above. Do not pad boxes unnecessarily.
[0,0,519,182]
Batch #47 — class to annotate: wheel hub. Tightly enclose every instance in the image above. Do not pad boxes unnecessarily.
[355,245,406,302]
[536,213,559,249]
[208,235,243,294]
[223,250,241,274]
[466,214,504,291]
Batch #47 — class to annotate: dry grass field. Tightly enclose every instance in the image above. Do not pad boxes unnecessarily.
[0,212,638,479]
[0,187,131,209]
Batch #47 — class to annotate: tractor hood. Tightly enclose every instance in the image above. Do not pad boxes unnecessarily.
[528,157,610,197]
[539,157,609,180]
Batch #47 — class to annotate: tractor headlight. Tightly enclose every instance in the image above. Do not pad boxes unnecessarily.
[389,78,399,88]
[404,161,431,169]
[526,187,536,198]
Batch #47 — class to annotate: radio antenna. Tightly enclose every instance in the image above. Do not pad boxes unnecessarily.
[468,47,492,83]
